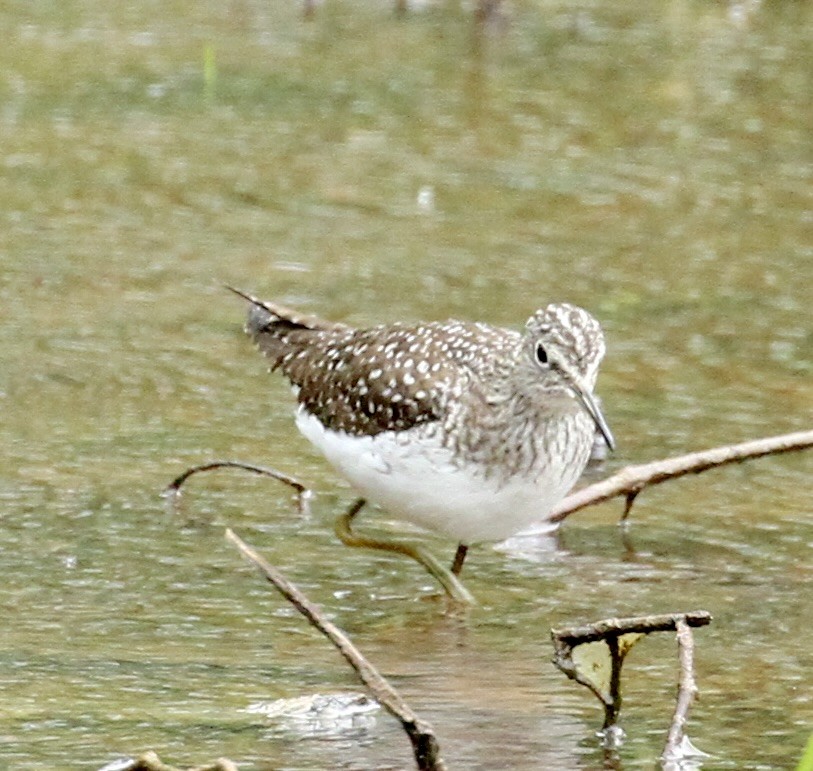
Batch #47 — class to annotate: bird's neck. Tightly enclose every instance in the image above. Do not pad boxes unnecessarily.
[445,383,593,481]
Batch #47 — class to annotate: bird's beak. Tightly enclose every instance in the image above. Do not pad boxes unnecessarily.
[572,383,615,452]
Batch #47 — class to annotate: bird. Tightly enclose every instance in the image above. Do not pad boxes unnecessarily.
[230,287,614,601]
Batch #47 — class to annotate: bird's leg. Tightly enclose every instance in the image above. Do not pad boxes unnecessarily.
[450,543,469,576]
[334,498,476,604]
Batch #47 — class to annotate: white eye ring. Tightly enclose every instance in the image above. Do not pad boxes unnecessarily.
[535,341,548,365]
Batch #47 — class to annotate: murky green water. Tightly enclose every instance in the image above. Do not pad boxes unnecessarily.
[1,1,811,769]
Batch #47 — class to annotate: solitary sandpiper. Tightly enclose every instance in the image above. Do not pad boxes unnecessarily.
[231,288,614,601]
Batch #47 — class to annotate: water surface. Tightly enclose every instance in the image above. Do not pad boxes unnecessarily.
[1,1,811,769]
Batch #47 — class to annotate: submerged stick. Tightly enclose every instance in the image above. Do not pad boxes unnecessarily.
[550,430,813,524]
[225,528,447,771]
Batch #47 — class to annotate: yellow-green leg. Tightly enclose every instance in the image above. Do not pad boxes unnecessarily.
[335,498,476,604]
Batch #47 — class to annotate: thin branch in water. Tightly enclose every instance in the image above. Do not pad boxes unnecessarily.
[550,429,813,524]
[225,528,447,771]
[661,618,707,766]
[163,461,312,515]
[552,611,712,646]
[551,611,711,744]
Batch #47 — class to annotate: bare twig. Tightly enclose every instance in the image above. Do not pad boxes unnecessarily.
[551,611,712,733]
[225,528,447,771]
[552,611,712,646]
[662,619,700,763]
[550,430,813,524]
[163,461,312,515]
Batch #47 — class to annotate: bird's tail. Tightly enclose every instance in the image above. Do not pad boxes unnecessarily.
[226,286,347,367]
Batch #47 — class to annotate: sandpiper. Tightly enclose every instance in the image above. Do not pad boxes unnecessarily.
[231,288,614,601]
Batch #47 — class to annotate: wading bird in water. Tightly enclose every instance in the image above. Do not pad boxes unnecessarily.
[231,288,614,602]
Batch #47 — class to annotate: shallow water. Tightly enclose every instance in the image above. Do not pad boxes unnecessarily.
[1,1,811,769]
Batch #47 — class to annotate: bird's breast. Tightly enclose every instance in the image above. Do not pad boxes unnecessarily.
[294,406,593,543]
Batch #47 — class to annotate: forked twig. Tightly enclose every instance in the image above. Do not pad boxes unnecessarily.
[163,461,312,515]
[550,430,813,524]
[225,528,447,771]
[551,611,712,748]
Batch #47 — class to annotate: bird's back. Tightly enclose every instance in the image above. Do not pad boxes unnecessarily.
[242,293,520,438]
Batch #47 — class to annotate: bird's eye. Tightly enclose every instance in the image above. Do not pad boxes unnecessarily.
[535,341,548,365]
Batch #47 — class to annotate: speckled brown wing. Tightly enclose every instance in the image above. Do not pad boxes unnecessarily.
[235,290,517,438]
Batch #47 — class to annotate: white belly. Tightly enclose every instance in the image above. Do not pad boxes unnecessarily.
[295,408,583,544]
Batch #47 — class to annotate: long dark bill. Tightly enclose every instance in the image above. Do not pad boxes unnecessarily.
[573,385,615,452]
